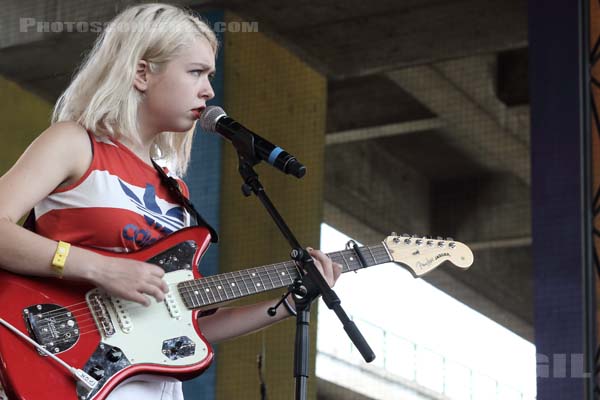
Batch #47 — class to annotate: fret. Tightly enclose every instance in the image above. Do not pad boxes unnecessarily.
[371,244,391,264]
[221,272,239,300]
[339,250,351,271]
[179,281,194,308]
[197,281,210,305]
[347,249,362,270]
[263,265,276,290]
[333,251,350,272]
[274,263,286,287]
[255,266,268,291]
[191,282,203,308]
[214,274,229,300]
[207,277,224,302]
[184,281,197,308]
[223,274,236,299]
[380,242,393,262]
[239,270,252,295]
[366,246,377,266]
[254,267,266,291]
[248,269,261,294]
[204,280,218,304]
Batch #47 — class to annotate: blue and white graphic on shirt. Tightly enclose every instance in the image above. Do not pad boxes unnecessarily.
[118,179,185,246]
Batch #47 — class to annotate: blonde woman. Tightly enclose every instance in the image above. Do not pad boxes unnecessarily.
[0,3,341,399]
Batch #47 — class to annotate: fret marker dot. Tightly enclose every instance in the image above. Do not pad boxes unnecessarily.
[350,257,354,261]
[194,290,199,295]
[217,286,222,290]
[231,283,236,287]
[252,273,256,277]
[256,283,261,287]
[281,272,286,275]
[205,289,210,292]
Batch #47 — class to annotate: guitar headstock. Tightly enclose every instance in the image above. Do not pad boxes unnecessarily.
[383,234,474,277]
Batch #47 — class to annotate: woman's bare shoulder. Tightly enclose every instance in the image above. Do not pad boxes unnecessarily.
[0,122,93,222]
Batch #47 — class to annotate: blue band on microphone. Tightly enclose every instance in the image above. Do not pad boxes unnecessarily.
[268,147,284,165]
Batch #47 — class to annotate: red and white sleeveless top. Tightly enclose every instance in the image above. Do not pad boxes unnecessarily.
[34,132,190,252]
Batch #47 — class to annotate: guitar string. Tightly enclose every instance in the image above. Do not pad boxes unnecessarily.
[32,244,458,350]
[30,245,392,324]
[30,246,392,323]
[25,245,394,337]
[23,247,399,348]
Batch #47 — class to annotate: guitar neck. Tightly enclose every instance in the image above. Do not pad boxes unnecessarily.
[177,244,392,310]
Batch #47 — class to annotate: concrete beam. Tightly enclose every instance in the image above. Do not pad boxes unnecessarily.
[386,64,531,185]
[325,118,443,145]
[434,55,530,146]
[324,140,432,237]
[220,0,527,79]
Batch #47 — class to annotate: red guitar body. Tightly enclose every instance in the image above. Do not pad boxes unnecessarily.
[0,226,214,400]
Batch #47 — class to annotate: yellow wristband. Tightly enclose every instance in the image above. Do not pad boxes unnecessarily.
[51,241,71,277]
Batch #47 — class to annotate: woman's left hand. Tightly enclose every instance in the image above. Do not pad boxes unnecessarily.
[306,247,343,287]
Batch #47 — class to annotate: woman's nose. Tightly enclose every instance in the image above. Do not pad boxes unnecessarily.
[200,81,215,100]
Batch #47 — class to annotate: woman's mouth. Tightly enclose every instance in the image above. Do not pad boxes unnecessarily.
[191,107,204,119]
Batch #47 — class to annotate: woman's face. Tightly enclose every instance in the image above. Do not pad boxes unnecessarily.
[140,35,216,135]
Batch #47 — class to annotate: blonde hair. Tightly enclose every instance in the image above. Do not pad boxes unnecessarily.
[52,3,218,176]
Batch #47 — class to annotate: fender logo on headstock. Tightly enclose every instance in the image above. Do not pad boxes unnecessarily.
[383,234,474,277]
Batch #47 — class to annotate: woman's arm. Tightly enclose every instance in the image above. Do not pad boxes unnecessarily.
[197,249,342,343]
[0,122,169,306]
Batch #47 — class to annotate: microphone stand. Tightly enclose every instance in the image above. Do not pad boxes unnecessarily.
[228,132,375,400]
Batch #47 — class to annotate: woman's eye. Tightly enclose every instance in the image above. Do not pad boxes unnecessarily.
[208,73,215,81]
[190,69,203,76]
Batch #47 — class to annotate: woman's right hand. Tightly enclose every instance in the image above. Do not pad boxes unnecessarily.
[88,254,169,307]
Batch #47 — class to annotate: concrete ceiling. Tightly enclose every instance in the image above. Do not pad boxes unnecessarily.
[0,0,532,340]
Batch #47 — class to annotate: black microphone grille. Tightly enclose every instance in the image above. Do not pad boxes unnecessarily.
[199,105,227,132]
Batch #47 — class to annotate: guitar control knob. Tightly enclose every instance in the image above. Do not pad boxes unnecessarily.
[415,239,423,246]
[90,366,105,380]
[404,238,411,244]
[426,240,434,246]
[449,242,456,248]
[438,241,446,247]
[107,348,123,362]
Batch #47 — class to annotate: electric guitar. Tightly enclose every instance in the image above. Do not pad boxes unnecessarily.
[0,226,473,400]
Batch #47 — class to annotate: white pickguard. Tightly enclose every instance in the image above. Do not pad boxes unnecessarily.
[86,269,209,366]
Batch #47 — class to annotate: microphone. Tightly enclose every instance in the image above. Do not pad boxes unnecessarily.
[199,106,306,178]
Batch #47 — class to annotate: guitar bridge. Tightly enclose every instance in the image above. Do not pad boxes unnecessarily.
[87,291,115,338]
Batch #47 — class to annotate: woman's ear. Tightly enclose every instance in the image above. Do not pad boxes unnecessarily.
[133,60,150,93]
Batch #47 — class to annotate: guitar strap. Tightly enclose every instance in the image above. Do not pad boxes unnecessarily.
[151,159,219,243]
